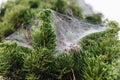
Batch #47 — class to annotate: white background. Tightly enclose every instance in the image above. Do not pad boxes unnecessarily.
[0,0,7,4]
[84,0,120,24]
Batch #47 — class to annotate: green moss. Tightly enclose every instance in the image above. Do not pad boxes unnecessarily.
[69,5,83,19]
[85,13,102,24]
[51,0,68,14]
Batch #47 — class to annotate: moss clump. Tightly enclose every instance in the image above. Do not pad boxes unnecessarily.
[85,13,102,24]
[69,5,83,19]
[51,0,68,14]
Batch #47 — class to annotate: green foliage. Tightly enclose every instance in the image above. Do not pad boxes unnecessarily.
[86,13,102,24]
[0,0,36,41]
[0,42,30,80]
[81,54,117,80]
[79,22,120,79]
[3,4,29,29]
[108,20,119,28]
[53,53,73,80]
[69,5,83,19]
[0,0,15,20]
[51,0,83,19]
[32,22,56,50]
[39,9,52,22]
[52,0,68,14]
[32,9,56,51]
[0,4,29,40]
[0,22,14,40]
[80,27,120,62]
[29,0,39,9]
[24,48,54,80]
[0,8,6,21]
[70,50,119,80]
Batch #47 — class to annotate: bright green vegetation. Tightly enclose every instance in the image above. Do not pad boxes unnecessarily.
[79,21,120,80]
[0,0,34,41]
[0,0,120,80]
[32,9,57,52]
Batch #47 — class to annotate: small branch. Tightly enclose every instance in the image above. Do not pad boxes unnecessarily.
[71,68,76,80]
